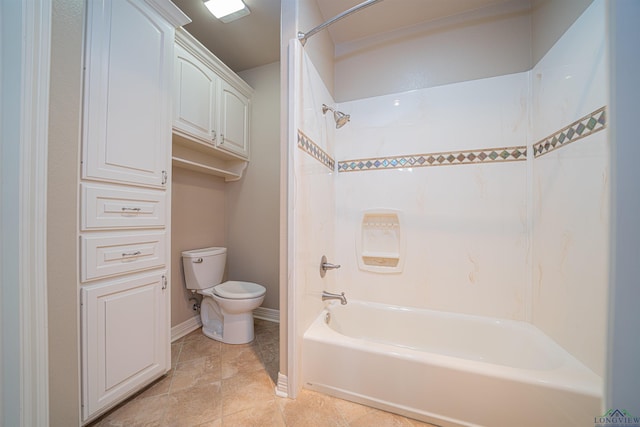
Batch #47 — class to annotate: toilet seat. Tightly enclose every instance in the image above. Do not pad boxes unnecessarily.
[210,281,265,299]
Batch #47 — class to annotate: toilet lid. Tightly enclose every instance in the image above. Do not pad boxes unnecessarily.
[213,281,265,299]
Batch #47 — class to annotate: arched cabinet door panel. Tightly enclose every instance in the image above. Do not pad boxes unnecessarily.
[82,0,173,188]
[173,43,219,144]
[217,80,250,159]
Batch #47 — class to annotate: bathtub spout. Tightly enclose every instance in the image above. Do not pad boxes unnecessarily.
[322,290,347,305]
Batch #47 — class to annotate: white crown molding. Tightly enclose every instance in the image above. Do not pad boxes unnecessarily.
[145,0,191,27]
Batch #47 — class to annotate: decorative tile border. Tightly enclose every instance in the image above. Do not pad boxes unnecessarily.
[297,129,335,171]
[338,146,527,173]
[533,106,606,158]
[301,106,606,174]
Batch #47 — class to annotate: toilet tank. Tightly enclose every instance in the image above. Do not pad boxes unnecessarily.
[181,247,227,291]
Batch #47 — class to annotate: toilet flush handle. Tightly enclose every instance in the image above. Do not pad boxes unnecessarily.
[193,257,203,263]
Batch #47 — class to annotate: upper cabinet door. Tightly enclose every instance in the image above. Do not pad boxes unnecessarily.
[218,80,250,159]
[174,44,218,144]
[82,0,173,188]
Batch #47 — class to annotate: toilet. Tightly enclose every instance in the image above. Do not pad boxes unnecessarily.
[182,247,266,344]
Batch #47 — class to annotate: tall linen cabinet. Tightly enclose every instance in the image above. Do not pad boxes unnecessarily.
[79,0,189,422]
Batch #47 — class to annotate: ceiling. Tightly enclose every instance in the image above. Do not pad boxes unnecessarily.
[173,0,518,73]
[172,0,281,72]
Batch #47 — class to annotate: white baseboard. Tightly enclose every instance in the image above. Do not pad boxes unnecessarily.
[171,316,202,342]
[253,307,279,323]
[275,372,289,398]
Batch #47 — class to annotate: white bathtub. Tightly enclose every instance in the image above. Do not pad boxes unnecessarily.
[302,300,602,427]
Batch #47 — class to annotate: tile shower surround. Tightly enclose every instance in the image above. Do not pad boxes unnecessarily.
[297,106,607,173]
[297,129,335,171]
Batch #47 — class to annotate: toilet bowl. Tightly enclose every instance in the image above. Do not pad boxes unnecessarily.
[182,247,266,344]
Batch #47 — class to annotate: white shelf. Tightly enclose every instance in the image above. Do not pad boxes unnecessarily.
[171,134,248,182]
[172,156,242,181]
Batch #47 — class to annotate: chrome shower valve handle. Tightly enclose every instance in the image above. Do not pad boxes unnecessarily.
[320,255,341,277]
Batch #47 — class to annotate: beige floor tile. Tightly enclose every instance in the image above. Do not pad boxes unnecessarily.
[257,339,278,360]
[162,382,223,427]
[255,324,278,343]
[171,354,222,393]
[221,343,264,379]
[196,419,223,427]
[277,390,349,427]
[348,409,420,427]
[134,373,173,400]
[221,368,276,416]
[96,394,170,427]
[179,333,222,363]
[182,328,205,342]
[264,359,279,384]
[171,342,182,369]
[221,400,285,427]
[331,397,375,424]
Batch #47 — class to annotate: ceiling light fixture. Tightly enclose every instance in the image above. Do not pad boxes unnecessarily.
[204,0,250,23]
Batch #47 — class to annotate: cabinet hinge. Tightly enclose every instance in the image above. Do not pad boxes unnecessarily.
[161,170,168,185]
[162,275,167,290]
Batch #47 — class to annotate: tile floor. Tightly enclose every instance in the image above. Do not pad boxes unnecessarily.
[90,319,435,427]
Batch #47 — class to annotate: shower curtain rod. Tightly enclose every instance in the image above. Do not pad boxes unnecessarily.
[297,0,385,46]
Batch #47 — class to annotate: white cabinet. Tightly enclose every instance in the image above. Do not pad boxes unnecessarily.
[80,0,189,422]
[172,28,253,180]
[80,231,167,282]
[219,80,250,158]
[174,43,219,143]
[81,271,169,418]
[81,183,167,230]
[82,0,178,188]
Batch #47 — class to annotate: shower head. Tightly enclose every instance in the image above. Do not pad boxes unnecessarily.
[322,104,350,129]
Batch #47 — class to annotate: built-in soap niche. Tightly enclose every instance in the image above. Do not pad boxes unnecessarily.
[356,209,404,273]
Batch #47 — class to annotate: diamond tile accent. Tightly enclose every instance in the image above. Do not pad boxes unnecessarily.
[533,106,606,158]
[297,130,335,171]
[337,145,527,173]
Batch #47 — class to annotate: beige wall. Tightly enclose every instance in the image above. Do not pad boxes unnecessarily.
[334,2,532,102]
[171,167,227,327]
[47,0,84,425]
[298,0,335,96]
[332,0,593,103]
[531,0,593,65]
[230,62,281,310]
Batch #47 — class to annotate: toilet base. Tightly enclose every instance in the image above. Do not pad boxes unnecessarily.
[201,312,255,344]
[215,312,255,344]
[199,295,258,344]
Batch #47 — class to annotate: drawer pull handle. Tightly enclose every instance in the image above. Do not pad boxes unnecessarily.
[122,251,142,258]
[193,257,203,263]
[121,207,141,212]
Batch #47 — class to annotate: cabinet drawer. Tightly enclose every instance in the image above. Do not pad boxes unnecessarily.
[81,232,166,282]
[81,183,166,230]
